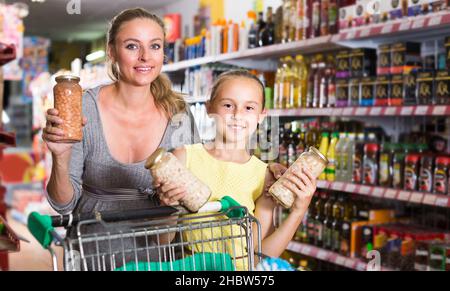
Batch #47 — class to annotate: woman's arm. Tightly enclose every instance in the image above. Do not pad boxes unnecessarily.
[255,167,316,258]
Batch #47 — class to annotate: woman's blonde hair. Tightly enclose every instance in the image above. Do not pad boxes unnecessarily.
[107,7,185,116]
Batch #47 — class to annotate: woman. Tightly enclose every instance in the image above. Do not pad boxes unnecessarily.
[43,8,284,270]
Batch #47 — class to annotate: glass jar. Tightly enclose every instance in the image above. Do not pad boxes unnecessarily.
[53,75,83,143]
[269,147,328,209]
[145,148,211,212]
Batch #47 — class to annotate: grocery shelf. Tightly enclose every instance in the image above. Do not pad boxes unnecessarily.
[333,11,450,43]
[316,180,450,209]
[162,11,450,73]
[268,105,450,117]
[163,35,339,72]
[286,241,393,271]
[0,131,16,148]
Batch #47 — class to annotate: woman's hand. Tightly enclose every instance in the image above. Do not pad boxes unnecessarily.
[281,167,317,215]
[153,177,187,206]
[42,108,87,158]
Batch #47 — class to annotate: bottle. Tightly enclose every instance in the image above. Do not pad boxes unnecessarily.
[404,154,420,191]
[392,144,406,189]
[303,0,311,39]
[323,193,336,250]
[352,133,365,184]
[296,0,306,41]
[418,154,434,193]
[222,20,229,54]
[320,0,330,36]
[326,132,339,182]
[306,194,318,243]
[295,55,309,108]
[331,195,344,253]
[310,0,321,38]
[318,55,328,108]
[288,125,298,167]
[314,192,327,247]
[256,11,266,46]
[326,54,337,108]
[319,132,330,180]
[328,0,339,34]
[247,11,258,49]
[259,7,275,46]
[306,55,317,107]
[288,0,298,42]
[313,54,326,108]
[340,196,353,256]
[433,157,449,195]
[363,143,380,186]
[282,0,292,43]
[296,124,307,158]
[343,133,356,182]
[335,132,348,181]
[282,56,295,109]
[239,21,248,51]
[274,5,284,44]
[274,60,284,109]
[379,142,393,187]
[279,123,291,168]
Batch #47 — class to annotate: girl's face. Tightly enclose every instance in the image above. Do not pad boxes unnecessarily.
[207,77,266,145]
[109,18,164,86]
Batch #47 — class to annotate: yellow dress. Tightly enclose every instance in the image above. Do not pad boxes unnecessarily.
[182,143,268,270]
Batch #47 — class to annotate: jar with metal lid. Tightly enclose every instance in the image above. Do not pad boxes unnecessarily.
[53,75,83,143]
[433,157,449,195]
[145,148,211,212]
[269,146,328,209]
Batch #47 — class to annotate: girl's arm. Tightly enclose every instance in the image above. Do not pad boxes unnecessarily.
[255,167,316,258]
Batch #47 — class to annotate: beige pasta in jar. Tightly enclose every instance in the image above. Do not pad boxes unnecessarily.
[145,148,212,212]
[53,75,83,143]
[269,147,328,209]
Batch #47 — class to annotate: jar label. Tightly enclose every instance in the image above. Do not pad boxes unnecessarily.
[419,169,433,192]
[434,171,448,194]
[364,159,377,185]
[404,167,418,191]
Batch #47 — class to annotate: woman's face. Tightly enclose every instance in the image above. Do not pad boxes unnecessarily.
[109,18,164,86]
[207,77,266,145]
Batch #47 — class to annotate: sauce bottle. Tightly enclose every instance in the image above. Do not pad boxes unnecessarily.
[419,155,434,193]
[363,143,379,186]
[433,157,449,195]
[404,154,421,191]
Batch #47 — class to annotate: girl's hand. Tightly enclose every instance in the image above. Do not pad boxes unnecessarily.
[281,167,317,214]
[155,178,187,206]
[42,108,87,157]
[264,163,287,193]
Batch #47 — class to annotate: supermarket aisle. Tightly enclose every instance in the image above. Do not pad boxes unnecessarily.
[7,211,63,271]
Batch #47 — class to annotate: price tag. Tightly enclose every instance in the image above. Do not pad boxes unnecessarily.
[335,256,346,266]
[317,250,328,261]
[384,107,397,115]
[317,180,329,189]
[398,191,411,201]
[333,108,343,116]
[332,182,345,191]
[400,107,414,116]
[423,194,437,206]
[359,186,371,195]
[302,245,312,255]
[415,106,429,115]
[344,258,356,269]
[384,189,398,200]
[342,107,354,116]
[381,24,394,34]
[399,21,411,31]
[373,187,385,198]
[435,197,449,207]
[345,183,357,193]
[356,262,367,271]
[432,106,446,115]
[346,30,356,40]
[355,107,368,115]
[410,192,424,204]
[370,107,383,116]
[428,15,442,27]
[360,28,371,38]
[323,108,333,116]
[412,18,426,29]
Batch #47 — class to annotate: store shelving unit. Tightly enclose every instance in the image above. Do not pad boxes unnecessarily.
[165,9,450,271]
[269,105,450,117]
[287,241,393,271]
[317,180,450,208]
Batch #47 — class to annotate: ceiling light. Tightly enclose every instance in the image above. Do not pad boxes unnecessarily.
[86,50,106,62]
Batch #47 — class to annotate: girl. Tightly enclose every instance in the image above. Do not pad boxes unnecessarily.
[156,70,317,270]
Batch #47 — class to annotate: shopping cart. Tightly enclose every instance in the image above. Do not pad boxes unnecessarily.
[27,196,262,271]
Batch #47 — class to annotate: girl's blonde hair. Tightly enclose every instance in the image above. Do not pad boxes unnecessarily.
[107,7,185,116]
[209,70,266,109]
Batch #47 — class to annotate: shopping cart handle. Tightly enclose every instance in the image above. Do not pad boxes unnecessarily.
[27,212,54,249]
[220,196,246,219]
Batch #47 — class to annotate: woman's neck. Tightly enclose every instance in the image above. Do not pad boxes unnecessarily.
[204,138,251,164]
[112,81,156,113]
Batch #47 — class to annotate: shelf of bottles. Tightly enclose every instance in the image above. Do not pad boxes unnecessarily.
[286,241,393,271]
[317,180,450,208]
[269,105,450,117]
[163,8,450,73]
